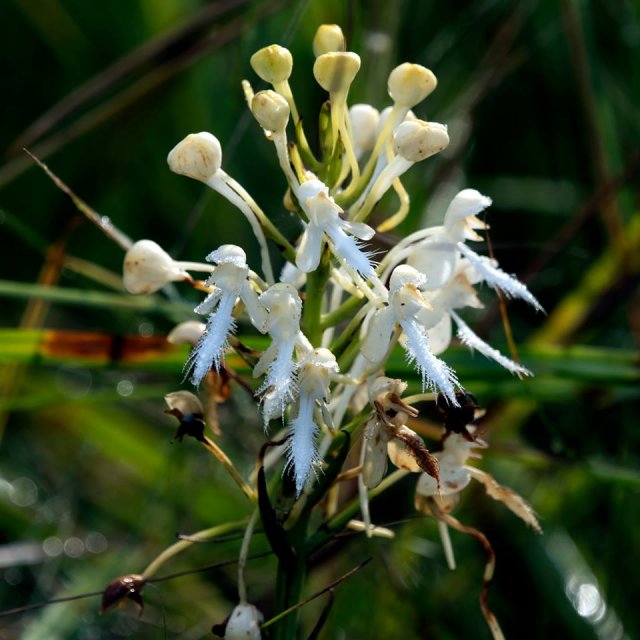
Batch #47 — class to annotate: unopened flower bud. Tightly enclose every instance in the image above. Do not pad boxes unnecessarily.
[387,63,437,108]
[349,104,380,156]
[313,52,361,93]
[167,132,222,182]
[250,45,293,84]
[313,24,345,56]
[164,391,204,419]
[123,240,188,294]
[225,603,263,640]
[251,90,290,132]
[393,120,449,162]
[167,321,206,346]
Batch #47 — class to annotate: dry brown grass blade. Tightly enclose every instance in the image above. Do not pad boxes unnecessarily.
[24,149,132,249]
[0,216,81,442]
[430,503,505,640]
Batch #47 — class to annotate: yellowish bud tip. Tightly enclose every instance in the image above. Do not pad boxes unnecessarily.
[313,24,345,56]
[250,45,293,84]
[313,51,361,93]
[251,89,290,132]
[167,132,221,182]
[393,120,449,162]
[387,63,437,108]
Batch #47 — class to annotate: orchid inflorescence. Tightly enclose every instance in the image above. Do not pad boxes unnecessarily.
[119,23,542,639]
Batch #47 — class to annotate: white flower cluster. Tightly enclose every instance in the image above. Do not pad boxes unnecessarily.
[120,24,543,639]
[122,24,542,500]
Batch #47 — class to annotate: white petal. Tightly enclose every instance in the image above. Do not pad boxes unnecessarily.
[253,341,278,378]
[295,225,324,273]
[194,288,222,315]
[416,471,439,497]
[451,311,532,376]
[427,313,452,356]
[327,225,376,278]
[361,307,396,364]
[407,237,457,290]
[438,461,471,495]
[258,336,298,427]
[400,317,459,405]
[459,244,544,312]
[287,393,319,495]
[187,293,236,386]
[443,189,492,240]
[241,281,268,332]
[341,220,376,241]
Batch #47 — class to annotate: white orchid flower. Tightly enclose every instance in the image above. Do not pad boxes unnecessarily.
[187,245,267,387]
[287,347,339,495]
[254,284,311,427]
[295,176,377,278]
[361,265,460,404]
[407,189,543,312]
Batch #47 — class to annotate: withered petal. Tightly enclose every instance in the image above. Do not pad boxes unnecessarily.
[101,574,146,615]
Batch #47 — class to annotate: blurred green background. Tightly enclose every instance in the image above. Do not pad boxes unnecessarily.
[0,0,639,638]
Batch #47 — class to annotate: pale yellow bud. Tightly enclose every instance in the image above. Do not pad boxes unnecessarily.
[250,45,293,84]
[251,90,290,132]
[313,24,345,56]
[313,52,361,93]
[393,120,449,162]
[167,132,222,182]
[387,63,437,108]
[123,240,188,294]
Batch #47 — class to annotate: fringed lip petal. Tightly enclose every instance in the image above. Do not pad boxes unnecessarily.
[458,243,545,313]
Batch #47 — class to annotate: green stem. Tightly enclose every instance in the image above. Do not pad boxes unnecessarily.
[0,279,192,319]
[141,519,247,580]
[274,556,307,640]
[330,306,367,357]
[273,506,310,640]
[337,337,362,371]
[301,249,331,346]
[307,470,409,553]
[320,294,365,329]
